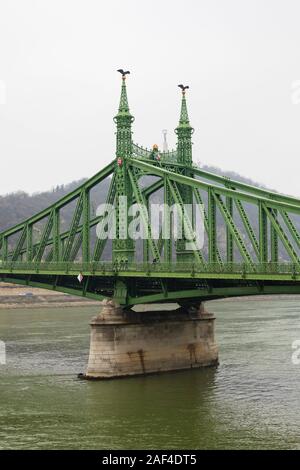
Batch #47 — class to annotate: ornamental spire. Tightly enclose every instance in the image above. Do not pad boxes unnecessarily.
[177,84,191,127]
[114,69,134,158]
[116,69,132,116]
[175,84,194,165]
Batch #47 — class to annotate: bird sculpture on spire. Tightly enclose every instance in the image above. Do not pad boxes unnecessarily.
[178,84,189,94]
[117,69,130,79]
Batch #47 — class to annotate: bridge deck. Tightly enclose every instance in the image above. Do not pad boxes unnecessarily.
[1,262,300,281]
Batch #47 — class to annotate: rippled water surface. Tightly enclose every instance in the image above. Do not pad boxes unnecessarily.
[0,299,300,449]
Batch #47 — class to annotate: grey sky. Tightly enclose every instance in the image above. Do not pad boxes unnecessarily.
[0,0,300,196]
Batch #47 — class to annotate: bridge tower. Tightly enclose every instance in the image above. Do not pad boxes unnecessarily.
[113,71,135,266]
[85,78,218,379]
[175,85,195,263]
[176,85,193,166]
[112,71,135,303]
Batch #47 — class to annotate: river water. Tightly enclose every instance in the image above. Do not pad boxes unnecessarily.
[0,299,300,450]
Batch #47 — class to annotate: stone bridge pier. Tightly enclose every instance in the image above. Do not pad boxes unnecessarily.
[83,300,218,379]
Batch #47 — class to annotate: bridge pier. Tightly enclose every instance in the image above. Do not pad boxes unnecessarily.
[83,300,218,379]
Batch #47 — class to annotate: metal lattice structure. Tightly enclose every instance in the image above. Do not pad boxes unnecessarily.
[2,74,300,307]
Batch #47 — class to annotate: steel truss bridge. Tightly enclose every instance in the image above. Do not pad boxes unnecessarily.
[1,74,300,308]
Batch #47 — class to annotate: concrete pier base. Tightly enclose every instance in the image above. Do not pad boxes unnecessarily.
[84,300,218,379]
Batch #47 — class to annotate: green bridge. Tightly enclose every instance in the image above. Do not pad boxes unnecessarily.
[1,72,300,310]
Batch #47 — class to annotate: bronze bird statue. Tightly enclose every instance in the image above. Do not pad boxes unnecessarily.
[117,69,130,78]
[178,84,189,92]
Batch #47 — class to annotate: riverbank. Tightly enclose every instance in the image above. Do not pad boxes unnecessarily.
[0,282,101,308]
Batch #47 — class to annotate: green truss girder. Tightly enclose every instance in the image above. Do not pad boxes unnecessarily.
[129,158,300,216]
[270,208,278,263]
[259,201,268,263]
[167,178,204,264]
[5,177,164,265]
[69,233,83,262]
[226,196,233,262]
[208,187,217,263]
[53,208,60,262]
[163,176,172,263]
[263,204,300,266]
[192,167,300,208]
[45,247,54,262]
[234,199,260,258]
[213,192,254,266]
[82,189,90,263]
[1,161,115,241]
[8,177,163,262]
[93,174,116,262]
[11,226,27,262]
[281,211,300,249]
[3,156,300,274]
[128,167,161,261]
[193,188,222,264]
[157,227,165,255]
[34,212,54,263]
[62,194,84,262]
[26,225,33,262]
[2,156,300,281]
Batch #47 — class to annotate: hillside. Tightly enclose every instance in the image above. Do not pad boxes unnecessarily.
[0,178,110,233]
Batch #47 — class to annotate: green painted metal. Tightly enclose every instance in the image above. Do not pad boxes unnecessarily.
[167,178,204,264]
[192,166,300,208]
[263,204,300,267]
[7,177,162,262]
[26,224,33,262]
[92,173,116,262]
[2,260,300,276]
[270,208,278,263]
[45,247,54,262]
[113,74,134,264]
[128,167,161,261]
[0,160,115,239]
[82,188,90,263]
[130,158,300,216]
[259,201,268,263]
[53,209,60,262]
[176,87,193,166]
[226,196,233,262]
[62,194,83,261]
[11,226,26,262]
[174,88,195,263]
[193,188,222,264]
[34,211,54,263]
[69,233,82,262]
[163,176,172,263]
[280,210,300,249]
[143,195,150,264]
[213,192,253,266]
[234,199,259,258]
[208,187,217,263]
[2,73,300,307]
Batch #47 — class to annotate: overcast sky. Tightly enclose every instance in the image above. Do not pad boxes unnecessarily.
[1,0,300,196]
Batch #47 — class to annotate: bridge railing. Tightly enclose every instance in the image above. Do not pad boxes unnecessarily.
[0,261,299,276]
[132,143,178,163]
